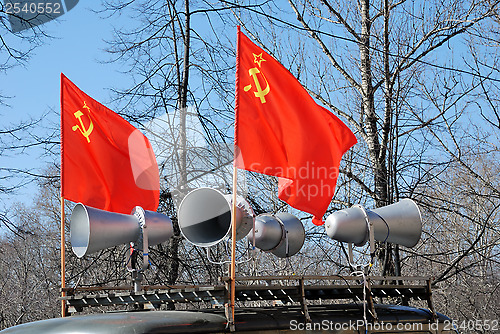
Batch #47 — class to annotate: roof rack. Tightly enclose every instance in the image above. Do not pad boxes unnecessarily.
[61,275,437,323]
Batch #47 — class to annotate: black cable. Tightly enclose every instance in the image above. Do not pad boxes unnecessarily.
[371,212,391,244]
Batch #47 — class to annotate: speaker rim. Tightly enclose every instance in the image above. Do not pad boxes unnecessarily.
[270,212,306,258]
[178,187,232,247]
[70,203,91,258]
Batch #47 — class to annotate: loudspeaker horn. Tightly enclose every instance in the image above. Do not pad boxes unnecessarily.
[250,212,305,258]
[325,199,422,248]
[70,203,173,258]
[178,188,254,247]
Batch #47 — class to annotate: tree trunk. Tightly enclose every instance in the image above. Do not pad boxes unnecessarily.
[167,0,190,308]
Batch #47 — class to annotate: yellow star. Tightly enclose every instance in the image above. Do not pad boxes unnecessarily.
[253,53,266,67]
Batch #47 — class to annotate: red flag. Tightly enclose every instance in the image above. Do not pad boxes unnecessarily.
[61,74,160,213]
[234,28,357,225]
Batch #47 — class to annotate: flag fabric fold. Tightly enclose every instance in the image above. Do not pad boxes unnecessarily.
[61,73,159,214]
[234,28,357,225]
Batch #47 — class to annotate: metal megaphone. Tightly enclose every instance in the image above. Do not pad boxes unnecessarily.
[177,188,254,247]
[70,203,173,258]
[325,199,422,248]
[249,212,305,258]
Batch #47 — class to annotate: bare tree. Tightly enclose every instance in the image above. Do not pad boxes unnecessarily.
[1,0,499,328]
[0,171,62,330]
[0,3,57,211]
[228,0,496,269]
[86,0,246,295]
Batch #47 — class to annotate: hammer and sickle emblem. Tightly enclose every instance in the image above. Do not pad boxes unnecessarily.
[244,67,270,104]
[72,102,94,143]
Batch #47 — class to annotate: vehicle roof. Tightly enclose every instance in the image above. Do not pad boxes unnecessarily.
[0,304,450,334]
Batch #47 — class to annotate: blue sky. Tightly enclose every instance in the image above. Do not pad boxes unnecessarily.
[1,2,130,210]
[1,1,497,219]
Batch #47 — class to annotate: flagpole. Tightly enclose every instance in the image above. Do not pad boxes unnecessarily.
[60,73,67,317]
[229,164,238,327]
[229,25,240,329]
[60,196,67,317]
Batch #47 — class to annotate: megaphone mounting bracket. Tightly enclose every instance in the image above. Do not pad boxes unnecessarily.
[348,205,376,270]
[127,206,151,292]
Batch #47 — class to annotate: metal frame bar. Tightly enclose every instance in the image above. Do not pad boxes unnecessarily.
[62,275,435,321]
[298,279,311,323]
